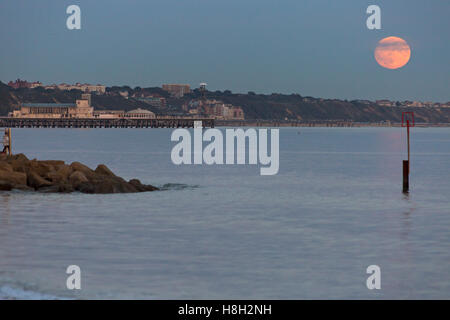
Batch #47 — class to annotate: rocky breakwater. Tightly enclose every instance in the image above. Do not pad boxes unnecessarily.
[0,154,159,193]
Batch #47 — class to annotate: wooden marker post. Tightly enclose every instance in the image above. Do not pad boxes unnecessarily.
[8,128,12,155]
[402,112,414,193]
[407,120,410,171]
[403,160,409,193]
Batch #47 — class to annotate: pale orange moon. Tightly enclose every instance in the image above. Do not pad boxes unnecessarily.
[374,36,411,69]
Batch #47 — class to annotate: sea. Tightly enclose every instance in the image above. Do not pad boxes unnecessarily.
[0,127,449,299]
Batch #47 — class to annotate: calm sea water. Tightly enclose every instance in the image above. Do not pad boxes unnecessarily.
[0,127,449,299]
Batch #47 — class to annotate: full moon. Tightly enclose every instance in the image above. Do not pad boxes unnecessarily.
[374,36,411,69]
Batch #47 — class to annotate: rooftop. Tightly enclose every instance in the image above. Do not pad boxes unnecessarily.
[127,108,154,114]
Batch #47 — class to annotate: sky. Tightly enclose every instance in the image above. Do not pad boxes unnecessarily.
[0,0,449,102]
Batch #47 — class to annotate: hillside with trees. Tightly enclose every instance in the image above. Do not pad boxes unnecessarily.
[1,81,450,123]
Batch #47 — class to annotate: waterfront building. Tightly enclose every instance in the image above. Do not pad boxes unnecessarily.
[12,94,94,118]
[93,110,125,119]
[123,108,156,119]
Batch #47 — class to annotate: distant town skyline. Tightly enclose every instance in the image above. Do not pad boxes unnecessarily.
[1,0,449,102]
[4,78,449,105]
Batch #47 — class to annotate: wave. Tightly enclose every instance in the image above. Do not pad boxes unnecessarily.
[158,183,199,191]
[0,285,69,300]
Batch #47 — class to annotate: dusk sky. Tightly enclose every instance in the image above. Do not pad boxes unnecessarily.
[0,0,449,102]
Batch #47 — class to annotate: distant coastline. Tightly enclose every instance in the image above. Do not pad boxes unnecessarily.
[2,80,450,124]
[215,120,450,128]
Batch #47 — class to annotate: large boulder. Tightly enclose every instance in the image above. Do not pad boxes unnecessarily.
[57,183,75,193]
[0,180,33,192]
[94,164,116,177]
[0,181,12,191]
[129,179,159,192]
[6,153,29,162]
[28,160,55,178]
[39,160,65,166]
[92,177,138,194]
[69,171,89,188]
[0,162,13,172]
[70,162,96,178]
[48,165,73,184]
[40,160,66,171]
[38,183,74,193]
[76,181,95,194]
[27,170,53,189]
[0,169,27,186]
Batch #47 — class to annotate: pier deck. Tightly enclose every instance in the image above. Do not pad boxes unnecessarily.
[0,117,214,129]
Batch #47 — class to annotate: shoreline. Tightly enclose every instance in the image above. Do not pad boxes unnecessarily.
[215,121,450,128]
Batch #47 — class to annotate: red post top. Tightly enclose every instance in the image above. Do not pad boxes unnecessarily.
[402,112,415,127]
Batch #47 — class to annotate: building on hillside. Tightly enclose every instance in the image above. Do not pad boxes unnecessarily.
[162,84,190,98]
[42,83,106,94]
[11,94,94,118]
[376,100,394,107]
[225,106,245,120]
[8,79,42,89]
[406,101,424,107]
[197,99,245,120]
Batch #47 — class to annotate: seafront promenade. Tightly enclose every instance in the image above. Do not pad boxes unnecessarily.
[0,117,215,128]
[2,117,449,128]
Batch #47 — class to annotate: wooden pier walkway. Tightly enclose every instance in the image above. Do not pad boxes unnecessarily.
[0,117,214,129]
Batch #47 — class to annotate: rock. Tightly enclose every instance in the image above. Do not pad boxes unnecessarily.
[27,170,53,189]
[86,176,136,194]
[0,169,27,186]
[70,162,96,178]
[0,180,33,192]
[58,183,75,193]
[69,171,88,188]
[6,153,29,162]
[129,179,159,192]
[94,164,116,177]
[12,184,34,192]
[38,184,74,193]
[40,160,65,166]
[9,160,29,173]
[0,181,13,191]
[0,155,158,194]
[0,162,13,172]
[48,165,73,184]
[76,181,95,194]
[40,160,66,171]
[29,160,55,178]
[38,185,61,193]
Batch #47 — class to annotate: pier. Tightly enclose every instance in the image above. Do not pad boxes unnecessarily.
[0,117,215,129]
